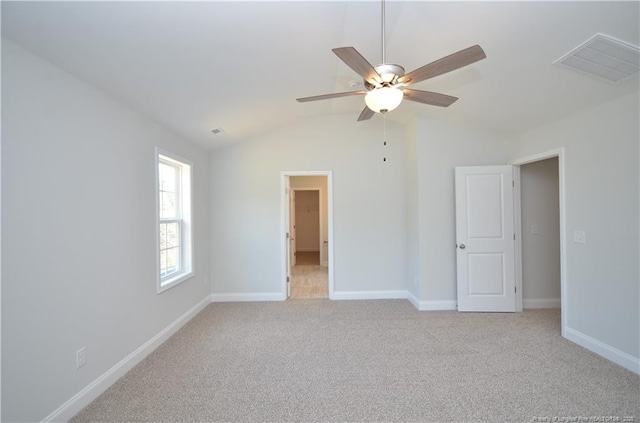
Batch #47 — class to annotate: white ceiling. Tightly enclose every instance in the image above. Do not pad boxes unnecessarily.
[2,1,638,150]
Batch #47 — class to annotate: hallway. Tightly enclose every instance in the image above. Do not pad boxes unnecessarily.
[290,252,328,299]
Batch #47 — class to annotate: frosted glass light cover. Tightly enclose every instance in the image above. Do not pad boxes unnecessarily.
[364,87,403,113]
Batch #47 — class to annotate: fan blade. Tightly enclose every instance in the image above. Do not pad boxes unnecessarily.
[333,47,381,85]
[357,106,375,121]
[402,89,458,107]
[398,45,486,86]
[297,90,367,103]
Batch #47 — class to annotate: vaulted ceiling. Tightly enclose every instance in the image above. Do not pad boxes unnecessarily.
[2,1,638,150]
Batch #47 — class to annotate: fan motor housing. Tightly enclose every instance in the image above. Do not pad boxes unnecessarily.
[365,63,405,90]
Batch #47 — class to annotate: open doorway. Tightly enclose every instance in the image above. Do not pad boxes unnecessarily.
[290,186,326,298]
[293,190,321,265]
[281,171,333,300]
[454,152,566,333]
[520,157,561,309]
[512,148,567,336]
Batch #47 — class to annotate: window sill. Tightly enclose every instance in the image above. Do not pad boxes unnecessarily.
[158,271,194,294]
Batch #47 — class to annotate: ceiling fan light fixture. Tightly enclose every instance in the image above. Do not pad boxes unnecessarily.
[296,0,486,122]
[365,87,403,114]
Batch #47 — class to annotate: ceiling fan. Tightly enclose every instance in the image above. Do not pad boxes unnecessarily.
[296,0,486,121]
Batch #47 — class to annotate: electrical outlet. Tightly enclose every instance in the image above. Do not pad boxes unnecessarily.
[573,230,586,244]
[531,224,539,235]
[76,347,86,369]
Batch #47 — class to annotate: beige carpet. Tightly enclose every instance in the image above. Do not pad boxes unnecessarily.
[71,301,639,422]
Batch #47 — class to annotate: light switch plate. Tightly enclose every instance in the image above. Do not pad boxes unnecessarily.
[573,230,586,244]
[76,347,86,369]
[531,224,539,235]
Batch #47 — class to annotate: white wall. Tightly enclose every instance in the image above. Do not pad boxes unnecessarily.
[508,91,639,362]
[1,39,211,421]
[210,114,407,296]
[415,118,508,304]
[209,112,510,305]
[0,33,3,423]
[521,158,561,305]
[405,119,420,301]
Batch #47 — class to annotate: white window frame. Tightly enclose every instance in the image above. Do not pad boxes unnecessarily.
[155,147,194,293]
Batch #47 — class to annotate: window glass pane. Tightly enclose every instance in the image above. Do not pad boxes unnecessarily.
[160,192,177,219]
[167,222,179,248]
[159,223,167,250]
[159,162,176,192]
[157,152,191,288]
[160,250,167,277]
[166,247,180,275]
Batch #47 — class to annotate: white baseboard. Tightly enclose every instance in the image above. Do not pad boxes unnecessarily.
[407,291,420,309]
[331,290,407,301]
[565,327,639,375]
[211,292,285,302]
[407,292,457,311]
[523,298,561,309]
[420,300,457,311]
[43,295,211,422]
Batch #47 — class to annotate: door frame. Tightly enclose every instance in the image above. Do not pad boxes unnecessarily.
[280,171,334,300]
[291,187,324,261]
[510,148,567,337]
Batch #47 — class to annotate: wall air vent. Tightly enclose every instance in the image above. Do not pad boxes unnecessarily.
[210,127,226,135]
[553,33,639,84]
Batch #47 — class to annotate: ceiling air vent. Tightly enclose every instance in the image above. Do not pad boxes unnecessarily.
[210,127,226,136]
[553,33,639,84]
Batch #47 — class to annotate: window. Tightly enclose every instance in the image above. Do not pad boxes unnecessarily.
[156,148,193,292]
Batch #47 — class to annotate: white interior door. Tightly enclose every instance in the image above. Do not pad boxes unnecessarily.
[285,180,297,298]
[289,189,296,267]
[455,165,516,312]
[285,179,291,298]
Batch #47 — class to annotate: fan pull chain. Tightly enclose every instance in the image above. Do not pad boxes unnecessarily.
[383,114,387,162]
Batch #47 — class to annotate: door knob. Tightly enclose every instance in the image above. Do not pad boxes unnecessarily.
[459,244,466,249]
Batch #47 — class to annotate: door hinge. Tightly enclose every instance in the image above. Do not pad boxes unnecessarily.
[512,180,515,187]
[515,286,517,293]
[287,277,290,282]
[286,232,290,239]
[513,233,516,240]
